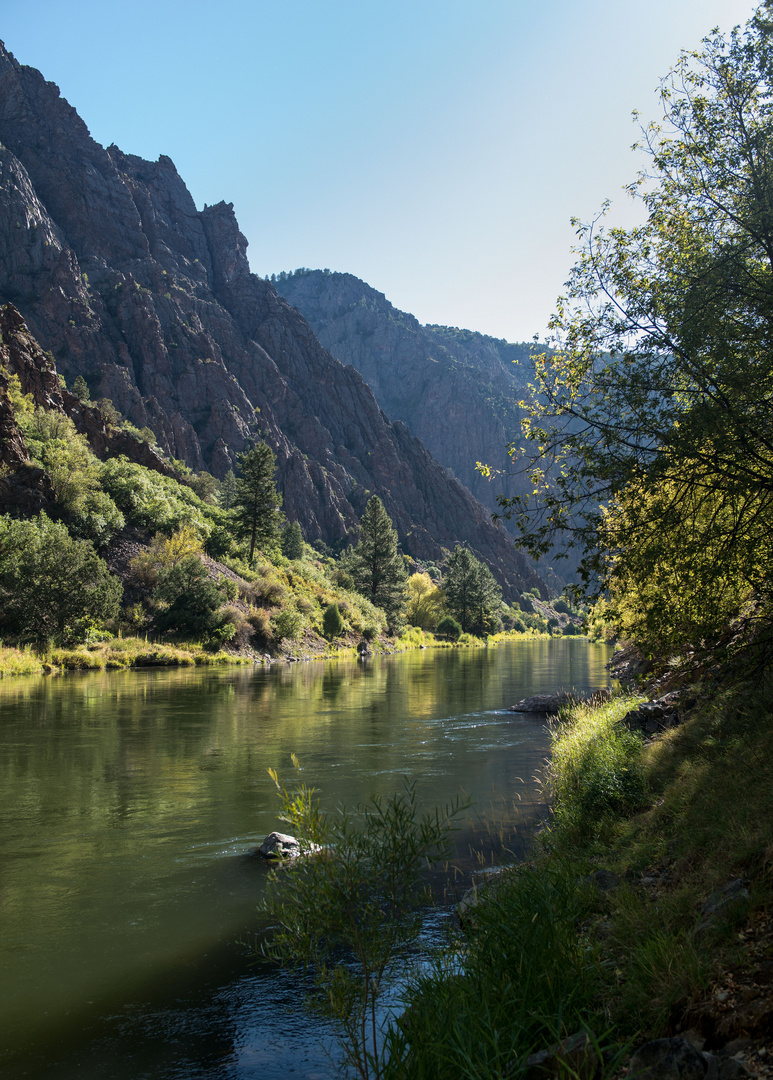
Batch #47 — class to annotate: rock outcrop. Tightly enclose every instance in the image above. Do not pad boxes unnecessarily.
[0,42,546,599]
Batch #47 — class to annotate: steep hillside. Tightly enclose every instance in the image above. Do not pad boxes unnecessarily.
[274,269,536,513]
[0,42,546,599]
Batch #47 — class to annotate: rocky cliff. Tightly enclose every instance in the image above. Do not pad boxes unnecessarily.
[0,42,546,598]
[274,269,536,514]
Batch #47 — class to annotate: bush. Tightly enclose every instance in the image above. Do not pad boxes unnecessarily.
[436,615,462,641]
[553,597,572,615]
[262,769,466,1080]
[273,607,303,642]
[322,602,345,640]
[249,607,272,648]
[0,513,122,644]
[153,556,225,638]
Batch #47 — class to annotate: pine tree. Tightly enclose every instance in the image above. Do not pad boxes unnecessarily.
[443,546,501,636]
[348,496,408,630]
[232,442,283,562]
[219,470,239,511]
[281,520,304,560]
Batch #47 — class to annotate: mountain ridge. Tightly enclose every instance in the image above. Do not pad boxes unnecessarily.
[0,41,546,599]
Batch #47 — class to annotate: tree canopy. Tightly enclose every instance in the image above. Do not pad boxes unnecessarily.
[502,4,773,658]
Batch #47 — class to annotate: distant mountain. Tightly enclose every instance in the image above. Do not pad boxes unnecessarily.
[0,42,547,598]
[274,269,537,515]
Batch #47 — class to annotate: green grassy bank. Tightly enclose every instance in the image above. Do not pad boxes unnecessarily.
[383,680,773,1078]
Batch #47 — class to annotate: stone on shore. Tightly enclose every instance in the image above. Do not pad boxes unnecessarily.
[508,689,611,715]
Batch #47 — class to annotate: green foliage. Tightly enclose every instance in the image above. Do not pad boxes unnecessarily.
[187,470,219,503]
[553,597,571,616]
[153,555,225,638]
[322,602,345,640]
[549,696,647,842]
[71,375,90,402]
[436,615,462,641]
[442,546,502,636]
[273,606,303,642]
[218,469,239,511]
[232,441,284,562]
[384,862,606,1080]
[262,764,466,1080]
[347,496,408,631]
[0,513,122,644]
[501,9,773,660]
[100,456,213,535]
[406,572,446,630]
[281,519,305,560]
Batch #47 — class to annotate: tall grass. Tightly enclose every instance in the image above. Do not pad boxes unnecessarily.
[548,695,647,843]
[383,862,607,1080]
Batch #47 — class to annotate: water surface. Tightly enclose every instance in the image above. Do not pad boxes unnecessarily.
[0,638,611,1078]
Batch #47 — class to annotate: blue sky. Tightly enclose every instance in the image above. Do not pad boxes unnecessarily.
[3,0,759,342]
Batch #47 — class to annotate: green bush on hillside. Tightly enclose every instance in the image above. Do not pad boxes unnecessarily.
[0,513,122,644]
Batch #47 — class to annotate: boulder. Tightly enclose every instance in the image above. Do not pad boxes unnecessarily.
[627,1038,708,1080]
[508,689,611,715]
[256,831,302,859]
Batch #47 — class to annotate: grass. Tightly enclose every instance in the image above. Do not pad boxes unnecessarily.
[0,638,253,676]
[384,676,773,1076]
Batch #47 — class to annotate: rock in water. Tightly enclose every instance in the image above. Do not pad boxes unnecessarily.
[257,831,302,859]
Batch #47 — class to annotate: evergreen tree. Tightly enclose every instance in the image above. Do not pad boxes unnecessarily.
[281,520,304,560]
[348,496,408,630]
[71,375,90,402]
[322,602,345,640]
[232,442,283,562]
[443,546,501,636]
[219,470,239,511]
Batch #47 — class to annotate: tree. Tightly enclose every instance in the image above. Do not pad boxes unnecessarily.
[443,546,502,636]
[281,519,304,560]
[219,470,239,510]
[232,442,283,562]
[347,496,408,630]
[501,5,773,657]
[0,513,122,643]
[71,375,90,402]
[406,572,446,629]
[322,602,345,640]
[153,555,225,638]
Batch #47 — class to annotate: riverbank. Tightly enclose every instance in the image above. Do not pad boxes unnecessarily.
[385,676,773,1079]
[0,626,570,678]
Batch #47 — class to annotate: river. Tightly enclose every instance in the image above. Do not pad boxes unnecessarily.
[0,638,612,1079]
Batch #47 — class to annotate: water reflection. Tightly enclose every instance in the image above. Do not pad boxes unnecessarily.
[0,639,611,1078]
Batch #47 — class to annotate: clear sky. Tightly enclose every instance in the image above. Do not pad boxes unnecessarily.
[2,0,760,343]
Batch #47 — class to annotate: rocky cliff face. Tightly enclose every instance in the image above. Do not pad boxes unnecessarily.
[274,270,536,513]
[0,42,546,598]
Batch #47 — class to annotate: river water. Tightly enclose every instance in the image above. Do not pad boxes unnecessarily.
[0,639,611,1079]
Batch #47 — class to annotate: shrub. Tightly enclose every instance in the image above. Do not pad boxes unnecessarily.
[0,513,122,644]
[249,607,272,648]
[273,607,303,642]
[554,597,572,615]
[322,602,345,640]
[153,556,225,638]
[436,615,462,641]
